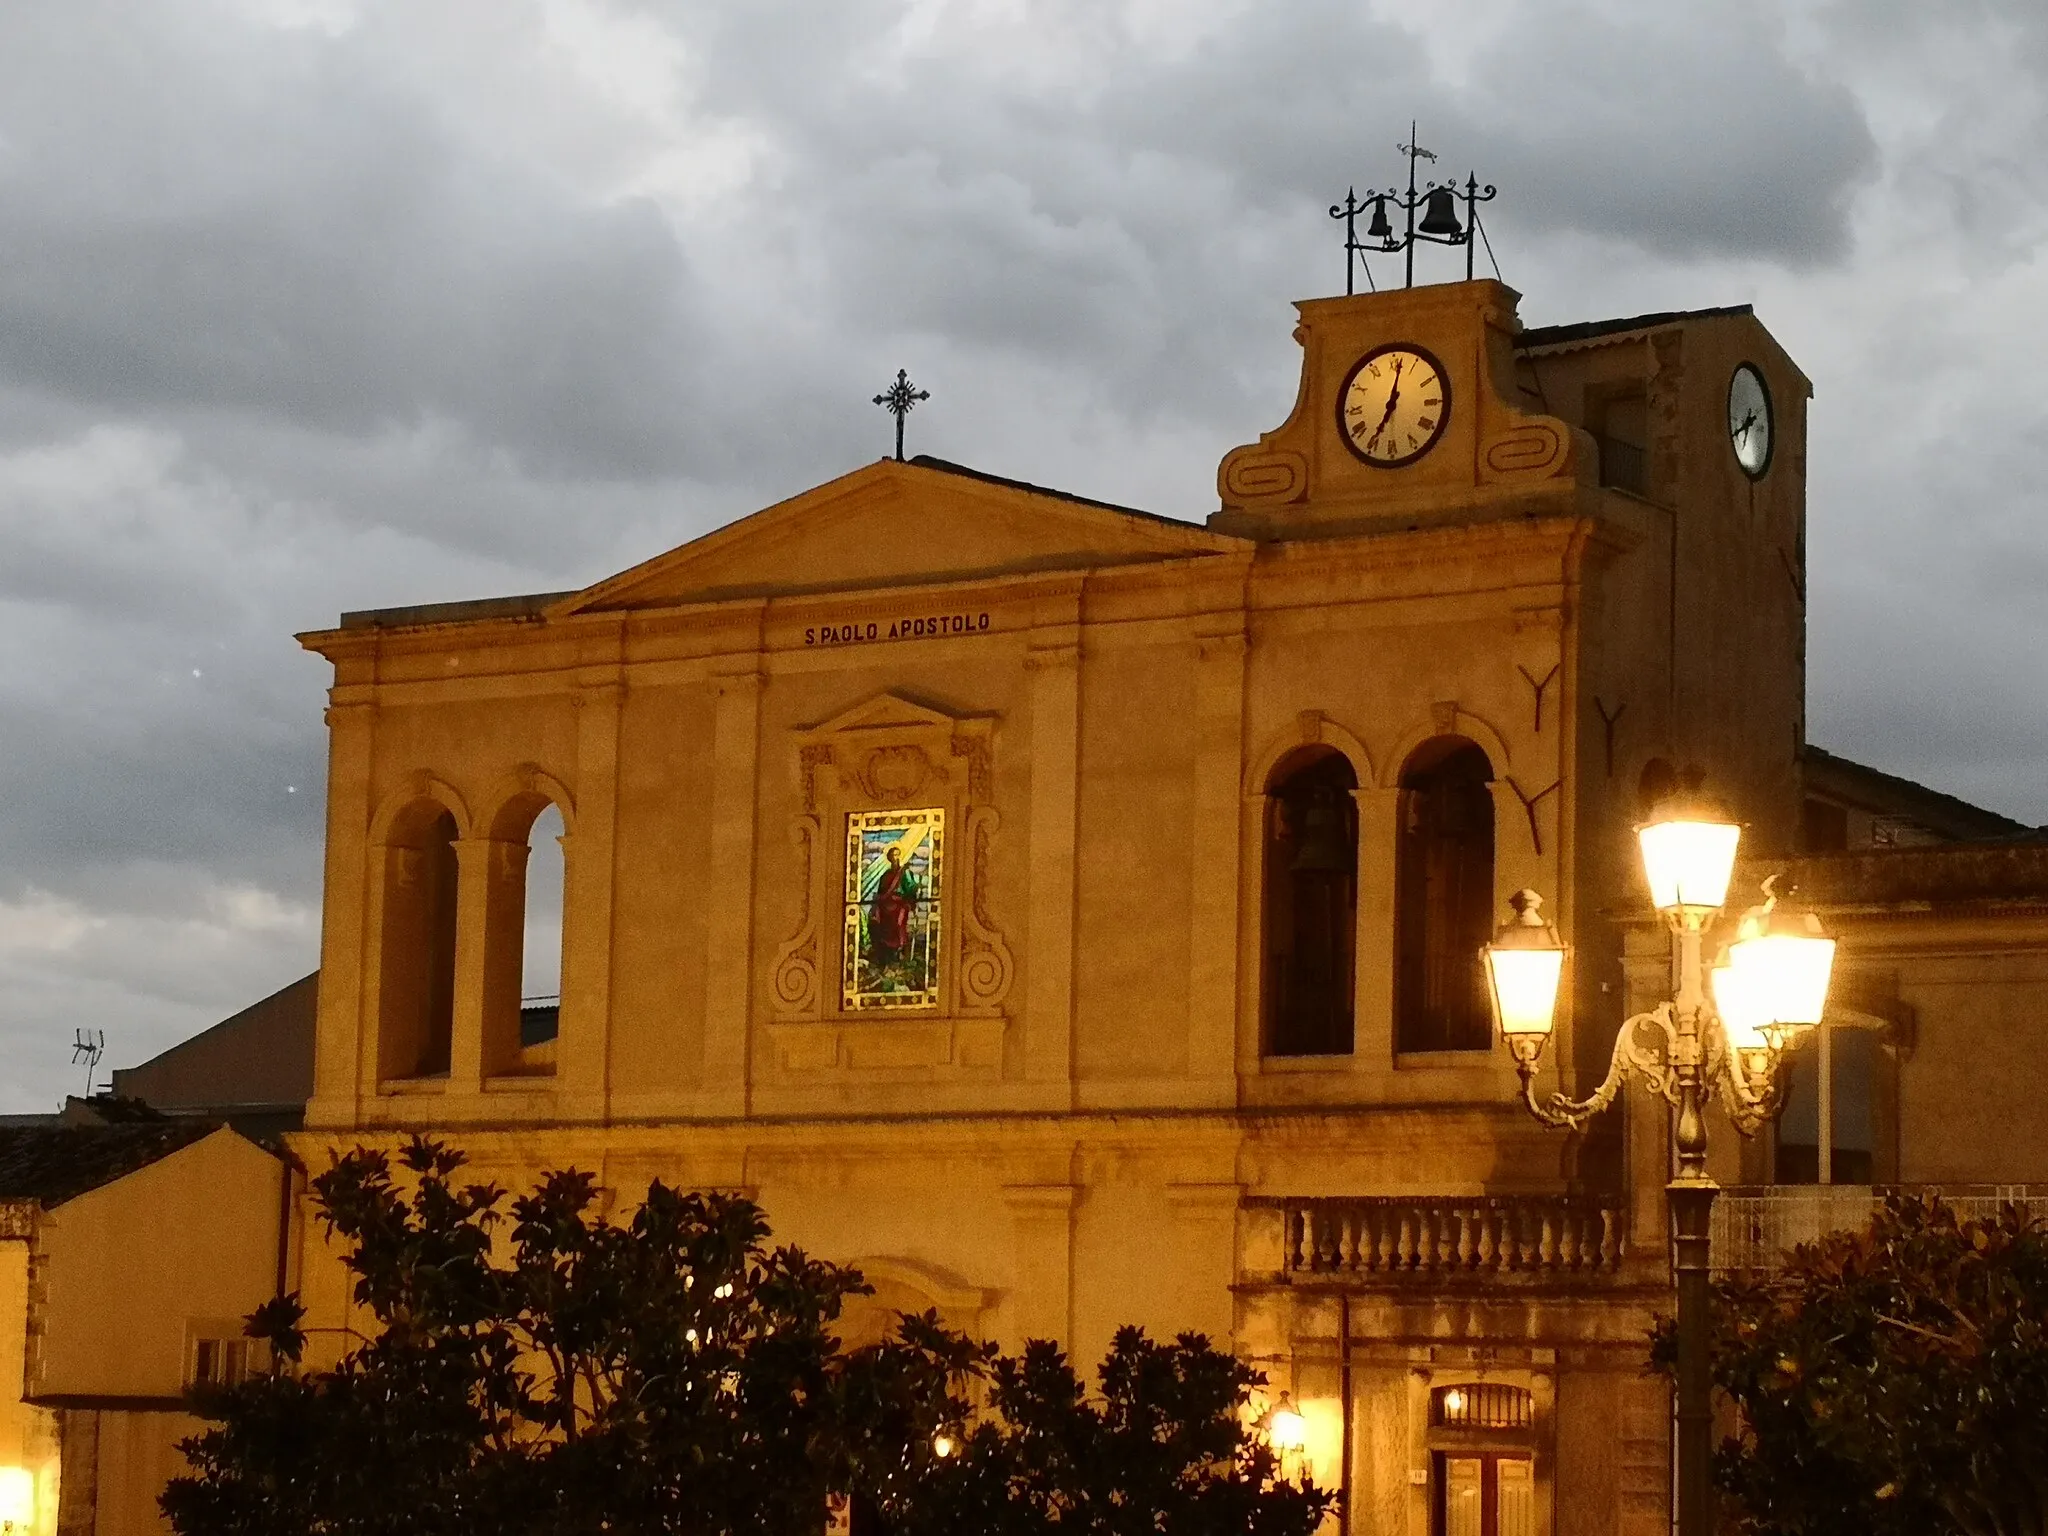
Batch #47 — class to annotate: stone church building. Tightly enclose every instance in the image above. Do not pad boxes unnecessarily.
[14,277,2048,1536]
[287,276,1803,1536]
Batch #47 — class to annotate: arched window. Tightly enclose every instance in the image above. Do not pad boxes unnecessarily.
[1263,748,1359,1057]
[519,804,566,1058]
[480,792,567,1078]
[377,804,457,1080]
[1395,739,1495,1053]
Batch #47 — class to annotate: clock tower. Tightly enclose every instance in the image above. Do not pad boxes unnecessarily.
[1212,280,1584,537]
[1211,276,1809,847]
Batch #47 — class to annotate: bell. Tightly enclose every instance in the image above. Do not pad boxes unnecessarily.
[1290,792,1352,873]
[1418,186,1464,238]
[1365,195,1393,241]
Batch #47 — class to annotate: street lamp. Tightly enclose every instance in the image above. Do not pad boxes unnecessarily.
[1480,778,1835,1536]
[1258,1391,1309,1481]
[0,1467,32,1534]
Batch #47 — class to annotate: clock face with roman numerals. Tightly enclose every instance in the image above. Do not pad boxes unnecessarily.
[1338,344,1450,467]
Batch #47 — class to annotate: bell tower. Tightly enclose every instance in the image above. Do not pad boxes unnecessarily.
[1209,280,1586,539]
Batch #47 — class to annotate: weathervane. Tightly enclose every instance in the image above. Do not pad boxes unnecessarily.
[872,368,930,462]
[1330,122,1498,293]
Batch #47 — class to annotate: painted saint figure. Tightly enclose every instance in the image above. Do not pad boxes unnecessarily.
[843,808,943,1010]
[866,845,920,971]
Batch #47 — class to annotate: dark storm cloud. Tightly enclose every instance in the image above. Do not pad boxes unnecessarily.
[672,0,1876,451]
[1094,0,1877,262]
[0,5,716,482]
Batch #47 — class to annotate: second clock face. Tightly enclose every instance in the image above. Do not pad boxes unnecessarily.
[1727,363,1773,479]
[1339,344,1450,467]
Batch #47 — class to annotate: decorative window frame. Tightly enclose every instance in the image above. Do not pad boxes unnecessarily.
[1408,1365,1553,1536]
[769,693,1014,1069]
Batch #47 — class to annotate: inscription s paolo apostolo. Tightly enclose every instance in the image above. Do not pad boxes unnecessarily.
[804,611,993,646]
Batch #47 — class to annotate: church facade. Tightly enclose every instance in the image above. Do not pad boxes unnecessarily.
[287,278,1816,1536]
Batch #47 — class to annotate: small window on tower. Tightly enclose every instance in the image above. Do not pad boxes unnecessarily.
[1590,389,1649,496]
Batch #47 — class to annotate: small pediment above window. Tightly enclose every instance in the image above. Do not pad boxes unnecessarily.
[799,690,978,740]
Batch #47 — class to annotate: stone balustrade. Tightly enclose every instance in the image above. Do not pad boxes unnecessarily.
[1269,1194,1629,1282]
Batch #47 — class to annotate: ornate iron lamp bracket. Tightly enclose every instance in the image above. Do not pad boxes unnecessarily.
[1509,1004,1680,1131]
[1510,1003,1790,1136]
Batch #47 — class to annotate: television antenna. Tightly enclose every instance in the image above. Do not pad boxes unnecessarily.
[71,1029,107,1097]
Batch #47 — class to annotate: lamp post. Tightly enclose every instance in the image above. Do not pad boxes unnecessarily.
[1481,779,1836,1536]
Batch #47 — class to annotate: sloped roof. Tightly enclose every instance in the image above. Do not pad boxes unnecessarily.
[1767,843,2048,908]
[0,1121,222,1208]
[338,590,570,631]
[547,455,1241,618]
[904,455,1190,528]
[1515,305,1754,350]
[1802,744,2029,841]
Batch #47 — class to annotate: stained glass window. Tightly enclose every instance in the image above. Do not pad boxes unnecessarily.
[842,808,943,1010]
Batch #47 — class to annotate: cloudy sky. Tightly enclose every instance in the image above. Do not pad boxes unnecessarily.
[2,0,2044,1111]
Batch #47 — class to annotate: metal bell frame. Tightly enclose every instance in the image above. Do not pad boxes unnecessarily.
[1329,126,1498,294]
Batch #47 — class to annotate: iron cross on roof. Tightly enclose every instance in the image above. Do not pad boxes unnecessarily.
[872,368,930,461]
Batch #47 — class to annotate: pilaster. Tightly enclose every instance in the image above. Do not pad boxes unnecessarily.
[310,698,374,1128]
[558,674,623,1120]
[449,836,527,1090]
[1024,623,1081,1097]
[1353,786,1403,1065]
[1003,1182,1078,1350]
[702,664,765,1113]
[1163,1182,1242,1344]
[1186,627,1248,1101]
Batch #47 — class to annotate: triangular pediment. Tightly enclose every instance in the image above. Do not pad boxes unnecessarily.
[551,458,1246,617]
[803,691,968,738]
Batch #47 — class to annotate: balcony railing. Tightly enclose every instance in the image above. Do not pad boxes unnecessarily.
[1712,1185,2048,1273]
[1273,1195,1629,1283]
[1595,434,1648,496]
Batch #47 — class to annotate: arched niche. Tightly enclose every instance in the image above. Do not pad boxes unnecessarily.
[1261,745,1360,1057]
[372,796,460,1081]
[1394,736,1497,1054]
[472,766,578,1080]
[835,1255,989,1350]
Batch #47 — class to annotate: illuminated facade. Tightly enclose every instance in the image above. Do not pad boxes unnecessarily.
[276,278,1823,1535]
[34,277,2048,1536]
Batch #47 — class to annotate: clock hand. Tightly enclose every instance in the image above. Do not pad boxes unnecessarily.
[1366,359,1404,452]
[1734,409,1757,446]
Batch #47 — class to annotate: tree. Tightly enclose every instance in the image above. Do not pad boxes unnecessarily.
[884,1329,1334,1536]
[165,1138,1330,1536]
[165,1137,979,1536]
[1657,1194,2048,1536]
